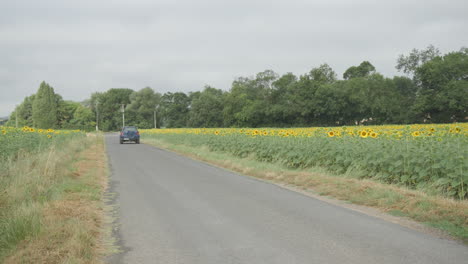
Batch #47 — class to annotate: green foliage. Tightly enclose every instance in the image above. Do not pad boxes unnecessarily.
[32,81,58,129]
[93,88,134,131]
[160,92,190,128]
[6,95,36,127]
[223,72,273,127]
[57,100,81,128]
[188,86,224,127]
[343,61,376,80]
[266,72,298,126]
[396,44,440,75]
[126,87,161,129]
[412,49,468,122]
[309,63,337,83]
[0,204,42,259]
[69,104,95,131]
[0,127,85,160]
[8,84,96,131]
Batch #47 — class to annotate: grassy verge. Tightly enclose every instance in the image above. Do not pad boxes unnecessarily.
[143,137,468,244]
[0,133,108,263]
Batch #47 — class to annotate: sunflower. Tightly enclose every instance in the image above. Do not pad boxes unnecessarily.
[214,130,220,135]
[262,131,268,136]
[412,131,421,137]
[327,131,335,137]
[47,134,52,139]
[29,128,35,132]
[1,130,6,135]
[359,131,368,138]
[370,132,378,138]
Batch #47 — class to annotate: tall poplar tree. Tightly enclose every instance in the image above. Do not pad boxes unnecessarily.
[32,81,58,128]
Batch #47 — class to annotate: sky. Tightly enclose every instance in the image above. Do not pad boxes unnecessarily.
[0,0,467,117]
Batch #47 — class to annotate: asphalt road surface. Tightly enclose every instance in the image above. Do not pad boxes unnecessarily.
[105,134,467,264]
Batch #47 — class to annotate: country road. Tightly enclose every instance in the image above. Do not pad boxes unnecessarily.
[105,134,467,264]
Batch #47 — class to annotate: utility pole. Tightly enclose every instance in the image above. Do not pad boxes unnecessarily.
[121,104,125,128]
[154,104,158,129]
[95,101,99,131]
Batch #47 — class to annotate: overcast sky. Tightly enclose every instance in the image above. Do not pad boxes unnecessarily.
[0,0,467,117]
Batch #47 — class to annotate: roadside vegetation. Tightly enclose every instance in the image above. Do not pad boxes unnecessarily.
[142,124,468,243]
[0,126,82,159]
[0,127,108,263]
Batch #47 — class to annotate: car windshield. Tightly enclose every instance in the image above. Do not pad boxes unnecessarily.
[124,127,137,132]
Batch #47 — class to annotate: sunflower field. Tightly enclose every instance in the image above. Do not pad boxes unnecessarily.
[0,126,85,160]
[141,123,468,199]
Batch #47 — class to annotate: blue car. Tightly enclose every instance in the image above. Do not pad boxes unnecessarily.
[120,126,140,144]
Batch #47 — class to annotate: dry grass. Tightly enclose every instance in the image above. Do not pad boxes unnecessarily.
[1,134,108,263]
[144,137,468,243]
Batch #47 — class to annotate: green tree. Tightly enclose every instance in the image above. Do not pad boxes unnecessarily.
[97,88,134,131]
[392,76,418,123]
[396,44,440,75]
[57,100,81,129]
[343,61,376,80]
[286,64,337,125]
[7,94,35,127]
[160,92,191,128]
[32,81,58,128]
[413,48,468,122]
[363,74,403,124]
[126,87,161,128]
[267,72,298,126]
[313,81,350,125]
[188,86,224,127]
[310,63,337,83]
[222,78,249,127]
[223,70,278,127]
[69,104,95,131]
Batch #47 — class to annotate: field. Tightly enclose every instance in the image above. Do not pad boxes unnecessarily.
[0,127,107,263]
[141,123,468,199]
[0,126,83,159]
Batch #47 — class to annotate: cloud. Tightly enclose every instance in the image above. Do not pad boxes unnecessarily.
[1,0,467,116]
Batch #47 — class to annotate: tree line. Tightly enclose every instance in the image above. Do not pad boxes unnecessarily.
[6,81,95,130]
[6,45,467,130]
